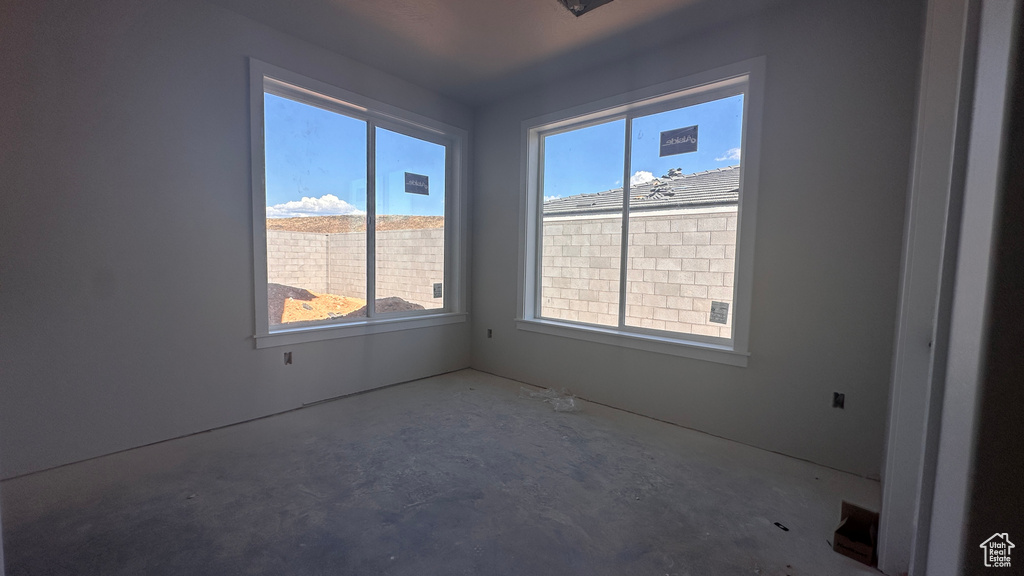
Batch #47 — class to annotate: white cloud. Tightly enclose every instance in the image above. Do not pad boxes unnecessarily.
[266,194,365,218]
[715,147,741,162]
[544,195,561,203]
[630,170,655,186]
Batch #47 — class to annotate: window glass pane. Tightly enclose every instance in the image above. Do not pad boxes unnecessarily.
[263,93,368,326]
[624,94,743,338]
[540,119,625,327]
[373,127,446,313]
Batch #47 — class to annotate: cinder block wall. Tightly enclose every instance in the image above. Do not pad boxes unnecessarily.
[266,231,329,293]
[269,209,735,329]
[375,228,445,308]
[327,232,367,300]
[266,228,445,309]
[540,207,737,337]
[541,219,623,326]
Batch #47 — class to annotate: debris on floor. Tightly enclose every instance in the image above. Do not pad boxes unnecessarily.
[518,386,582,412]
[832,501,879,566]
[519,387,559,400]
[549,396,579,412]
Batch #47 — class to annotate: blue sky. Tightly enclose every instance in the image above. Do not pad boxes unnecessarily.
[375,127,446,217]
[264,92,743,216]
[264,94,445,218]
[543,94,744,201]
[264,93,368,217]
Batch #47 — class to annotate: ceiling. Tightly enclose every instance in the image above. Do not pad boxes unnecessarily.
[211,0,783,104]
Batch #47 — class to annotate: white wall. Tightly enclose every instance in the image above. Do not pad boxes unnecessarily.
[926,1,1020,572]
[960,3,1024,566]
[878,0,977,572]
[0,0,472,479]
[471,0,925,477]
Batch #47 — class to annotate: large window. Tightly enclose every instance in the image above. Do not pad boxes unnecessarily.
[251,60,466,348]
[519,60,763,365]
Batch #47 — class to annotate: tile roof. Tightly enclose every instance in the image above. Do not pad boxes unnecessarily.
[543,165,740,216]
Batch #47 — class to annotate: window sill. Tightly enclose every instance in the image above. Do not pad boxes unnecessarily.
[516,318,749,367]
[255,312,467,349]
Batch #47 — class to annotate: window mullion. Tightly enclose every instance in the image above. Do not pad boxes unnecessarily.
[535,136,547,319]
[366,122,376,318]
[444,142,452,312]
[617,116,633,329]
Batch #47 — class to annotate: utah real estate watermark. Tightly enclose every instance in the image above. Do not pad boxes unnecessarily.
[980,533,1014,568]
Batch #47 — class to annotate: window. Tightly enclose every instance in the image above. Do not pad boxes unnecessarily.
[251,60,467,348]
[518,60,763,366]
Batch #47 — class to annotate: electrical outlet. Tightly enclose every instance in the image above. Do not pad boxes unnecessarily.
[284,351,293,365]
[833,392,845,409]
[487,329,493,338]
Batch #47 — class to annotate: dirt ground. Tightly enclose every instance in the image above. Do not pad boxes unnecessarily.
[342,296,425,318]
[267,215,444,234]
[268,284,427,324]
[281,292,367,323]
[268,283,366,324]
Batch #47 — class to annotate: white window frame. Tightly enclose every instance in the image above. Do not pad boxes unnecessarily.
[250,59,468,349]
[516,58,764,367]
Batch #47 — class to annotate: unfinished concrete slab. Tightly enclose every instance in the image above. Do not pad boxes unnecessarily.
[1,369,879,575]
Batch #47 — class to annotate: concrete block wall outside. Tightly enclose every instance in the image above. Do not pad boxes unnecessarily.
[267,228,445,309]
[540,208,737,337]
[266,208,736,332]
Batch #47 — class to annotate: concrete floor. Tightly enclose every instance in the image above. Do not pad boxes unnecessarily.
[1,369,880,575]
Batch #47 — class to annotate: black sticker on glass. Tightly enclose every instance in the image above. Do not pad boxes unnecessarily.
[659,125,698,157]
[405,172,429,195]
